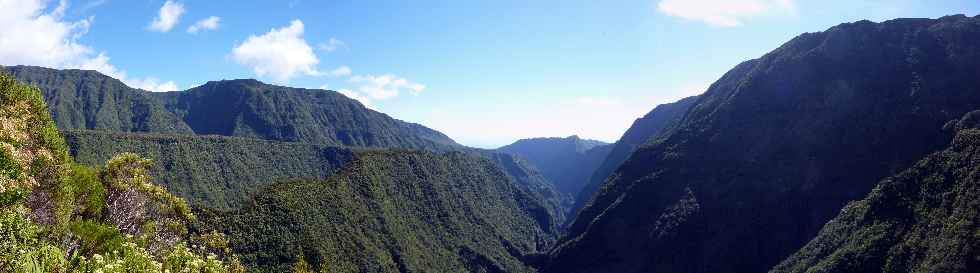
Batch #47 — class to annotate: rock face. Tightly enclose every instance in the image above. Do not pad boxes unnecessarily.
[497,136,611,200]
[572,96,697,216]
[771,113,980,273]
[548,15,980,273]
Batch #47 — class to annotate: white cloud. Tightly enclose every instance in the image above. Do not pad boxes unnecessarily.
[327,66,352,77]
[349,74,425,99]
[231,20,322,82]
[318,38,346,52]
[0,0,178,92]
[337,88,376,110]
[656,0,795,27]
[187,16,220,33]
[318,84,329,90]
[149,0,184,32]
[127,77,178,92]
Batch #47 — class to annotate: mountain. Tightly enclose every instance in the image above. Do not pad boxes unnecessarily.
[3,66,458,151]
[483,151,569,232]
[2,65,193,134]
[496,136,611,200]
[150,79,458,150]
[63,129,354,210]
[771,112,980,273]
[0,72,240,272]
[62,128,570,229]
[206,150,561,273]
[547,15,980,273]
[4,68,567,273]
[572,96,697,215]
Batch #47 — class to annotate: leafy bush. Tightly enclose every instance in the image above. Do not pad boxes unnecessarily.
[0,72,244,273]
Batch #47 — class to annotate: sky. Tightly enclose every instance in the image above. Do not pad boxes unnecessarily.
[0,0,978,148]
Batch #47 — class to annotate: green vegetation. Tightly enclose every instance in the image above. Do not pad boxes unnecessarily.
[772,124,980,273]
[496,136,611,206]
[483,151,568,233]
[150,79,458,150]
[4,66,459,151]
[206,150,558,273]
[2,65,192,134]
[573,96,696,216]
[64,130,353,210]
[548,15,980,273]
[0,72,243,272]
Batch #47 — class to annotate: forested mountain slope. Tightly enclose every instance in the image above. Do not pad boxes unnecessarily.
[150,79,458,150]
[2,65,193,134]
[771,112,980,273]
[63,129,354,210]
[548,15,980,273]
[207,150,561,273]
[483,151,569,231]
[496,136,611,200]
[3,66,459,151]
[572,96,697,215]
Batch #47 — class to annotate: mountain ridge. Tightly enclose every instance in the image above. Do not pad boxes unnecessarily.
[770,112,980,273]
[547,14,980,273]
[3,65,459,151]
[571,95,698,217]
[207,150,561,273]
[496,135,612,207]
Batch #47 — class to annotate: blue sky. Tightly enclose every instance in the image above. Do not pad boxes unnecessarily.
[1,0,978,148]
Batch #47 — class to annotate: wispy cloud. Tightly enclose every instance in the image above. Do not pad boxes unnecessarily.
[325,66,352,77]
[656,0,796,27]
[318,38,347,52]
[187,16,220,33]
[149,0,184,32]
[79,0,107,13]
[337,88,376,109]
[0,0,177,91]
[349,74,425,99]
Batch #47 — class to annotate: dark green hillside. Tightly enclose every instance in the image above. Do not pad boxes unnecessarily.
[2,65,192,134]
[497,136,611,200]
[63,129,354,210]
[209,150,560,273]
[151,79,458,150]
[772,119,980,273]
[572,96,697,215]
[484,151,569,231]
[5,66,459,151]
[549,15,980,273]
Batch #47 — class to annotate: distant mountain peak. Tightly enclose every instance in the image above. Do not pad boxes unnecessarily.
[497,135,613,200]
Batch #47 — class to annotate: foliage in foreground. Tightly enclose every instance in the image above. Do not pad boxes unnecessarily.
[0,72,243,273]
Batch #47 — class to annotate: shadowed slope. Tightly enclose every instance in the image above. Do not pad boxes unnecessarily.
[548,15,980,273]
